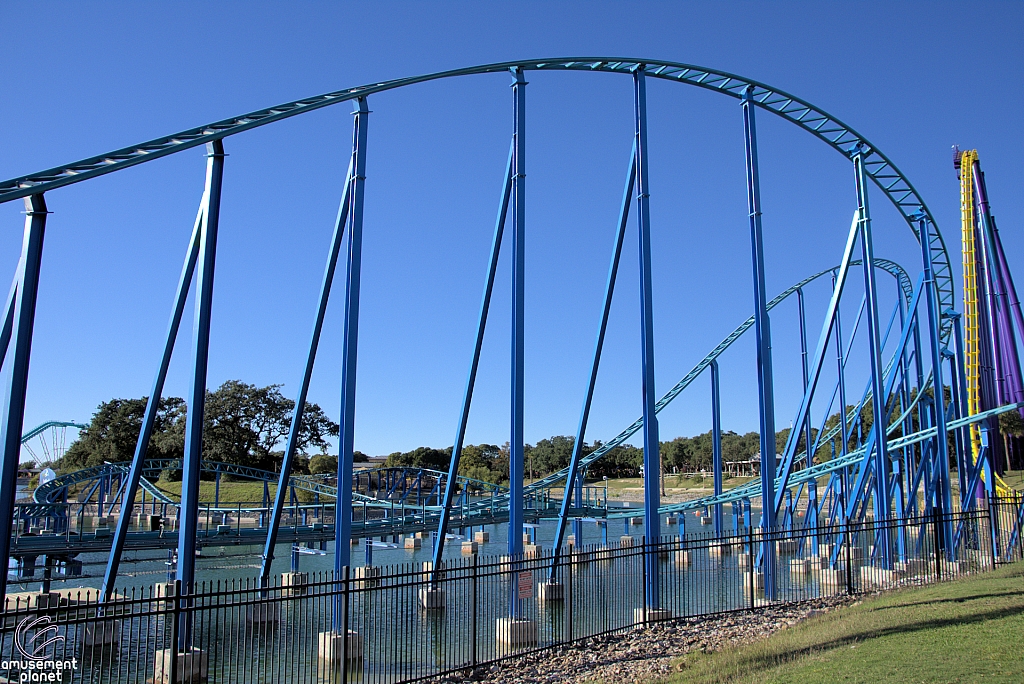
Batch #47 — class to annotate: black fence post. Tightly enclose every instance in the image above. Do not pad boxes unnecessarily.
[932,508,942,581]
[169,579,181,684]
[1018,496,1024,562]
[341,566,350,684]
[988,497,999,569]
[640,535,648,627]
[844,523,853,596]
[470,554,478,668]
[567,546,574,643]
[747,525,755,610]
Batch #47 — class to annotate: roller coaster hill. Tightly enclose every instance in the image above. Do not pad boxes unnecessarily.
[0,59,1021,616]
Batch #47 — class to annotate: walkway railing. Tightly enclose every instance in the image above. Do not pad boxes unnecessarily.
[0,504,1015,683]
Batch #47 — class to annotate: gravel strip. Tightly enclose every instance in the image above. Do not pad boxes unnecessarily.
[431,595,857,684]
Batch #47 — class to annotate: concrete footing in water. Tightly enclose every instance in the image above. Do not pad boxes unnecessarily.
[281,571,308,596]
[246,601,280,623]
[496,617,537,647]
[154,647,209,683]
[84,621,119,647]
[354,566,382,588]
[317,630,365,663]
[538,581,563,602]
[419,587,445,610]
[634,607,672,624]
[816,567,849,591]
[789,558,811,577]
[709,543,733,558]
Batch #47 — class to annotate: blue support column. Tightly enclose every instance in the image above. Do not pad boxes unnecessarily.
[807,479,819,554]
[711,360,724,534]
[833,271,851,460]
[634,67,661,610]
[549,146,636,580]
[258,148,356,587]
[949,312,972,507]
[741,86,777,598]
[915,215,954,549]
[177,140,225,649]
[334,98,370,595]
[0,278,20,365]
[0,194,47,603]
[797,288,814,464]
[508,67,527,620]
[853,150,891,569]
[431,142,514,578]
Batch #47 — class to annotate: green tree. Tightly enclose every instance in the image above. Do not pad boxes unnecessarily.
[527,436,577,477]
[61,381,339,474]
[60,397,185,471]
[308,454,338,475]
[384,446,451,471]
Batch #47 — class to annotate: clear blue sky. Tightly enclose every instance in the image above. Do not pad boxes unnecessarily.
[0,1,1021,458]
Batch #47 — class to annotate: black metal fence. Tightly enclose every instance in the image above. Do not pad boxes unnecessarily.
[0,505,1014,684]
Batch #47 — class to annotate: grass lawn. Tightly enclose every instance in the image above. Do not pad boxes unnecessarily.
[661,561,1024,683]
[599,475,755,498]
[150,480,322,504]
[1001,470,1023,491]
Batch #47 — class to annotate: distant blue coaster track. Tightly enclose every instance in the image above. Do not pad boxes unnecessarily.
[20,420,87,444]
[31,459,505,512]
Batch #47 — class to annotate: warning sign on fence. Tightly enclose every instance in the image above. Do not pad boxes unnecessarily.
[517,571,533,599]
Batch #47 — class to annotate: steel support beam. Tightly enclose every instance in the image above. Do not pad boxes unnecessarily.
[854,151,891,568]
[259,152,355,587]
[833,271,851,462]
[432,142,514,577]
[175,141,225,650]
[102,201,204,601]
[742,85,777,597]
[335,97,370,586]
[797,288,814,465]
[916,215,954,546]
[0,278,18,367]
[508,67,527,619]
[711,359,724,533]
[0,194,47,603]
[634,67,661,610]
[549,146,636,580]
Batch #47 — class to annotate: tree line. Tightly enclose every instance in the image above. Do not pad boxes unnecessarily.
[59,380,352,478]
[64,379,1009,485]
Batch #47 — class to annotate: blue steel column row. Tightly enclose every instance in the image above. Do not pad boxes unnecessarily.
[0,194,48,603]
[741,85,777,598]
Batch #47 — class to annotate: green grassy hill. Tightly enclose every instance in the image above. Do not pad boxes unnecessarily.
[662,561,1024,683]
